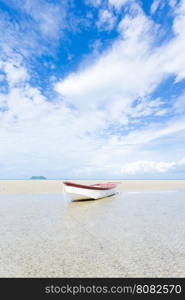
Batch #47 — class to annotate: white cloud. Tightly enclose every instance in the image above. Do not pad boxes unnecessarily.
[150,0,162,14]
[55,0,185,117]
[1,1,185,178]
[19,0,67,39]
[2,61,29,87]
[55,11,163,123]
[0,0,69,59]
[121,160,176,174]
[174,92,185,113]
[169,0,178,7]
[119,156,185,175]
[178,158,185,165]
[96,9,116,30]
[85,0,102,7]
[52,1,185,178]
[108,0,128,10]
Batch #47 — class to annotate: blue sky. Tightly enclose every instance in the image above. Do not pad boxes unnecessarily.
[0,0,185,179]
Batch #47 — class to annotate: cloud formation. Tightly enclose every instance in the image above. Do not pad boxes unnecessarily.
[0,0,185,179]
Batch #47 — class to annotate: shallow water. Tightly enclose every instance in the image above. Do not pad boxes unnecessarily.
[0,190,185,277]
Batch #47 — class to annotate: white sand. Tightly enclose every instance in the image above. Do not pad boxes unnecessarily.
[0,179,185,194]
[0,180,185,277]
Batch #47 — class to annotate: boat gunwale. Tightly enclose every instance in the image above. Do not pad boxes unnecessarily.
[63,181,116,190]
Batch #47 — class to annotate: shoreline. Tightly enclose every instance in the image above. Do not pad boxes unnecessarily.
[0,179,185,194]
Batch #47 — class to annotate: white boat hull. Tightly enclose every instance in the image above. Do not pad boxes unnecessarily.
[64,184,116,201]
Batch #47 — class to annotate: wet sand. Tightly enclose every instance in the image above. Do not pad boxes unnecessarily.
[0,180,185,277]
[0,179,185,194]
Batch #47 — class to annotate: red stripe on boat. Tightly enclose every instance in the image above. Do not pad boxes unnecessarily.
[63,181,116,190]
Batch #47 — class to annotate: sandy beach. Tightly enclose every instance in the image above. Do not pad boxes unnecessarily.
[0,180,185,277]
[0,179,185,194]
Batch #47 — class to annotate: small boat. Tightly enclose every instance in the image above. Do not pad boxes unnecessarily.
[63,181,117,201]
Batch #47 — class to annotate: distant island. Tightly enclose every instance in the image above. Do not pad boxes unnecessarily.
[30,176,47,180]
